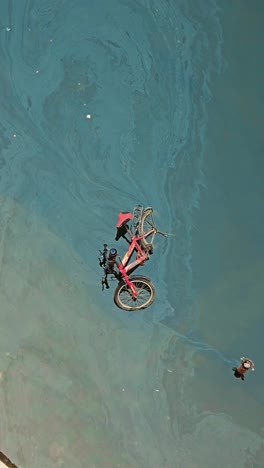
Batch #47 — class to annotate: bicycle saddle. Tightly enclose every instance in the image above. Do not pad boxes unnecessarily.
[116,212,133,228]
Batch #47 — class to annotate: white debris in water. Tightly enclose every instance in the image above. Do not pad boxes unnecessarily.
[86,114,91,119]
[6,27,11,32]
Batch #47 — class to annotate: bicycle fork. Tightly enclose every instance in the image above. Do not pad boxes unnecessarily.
[118,263,138,299]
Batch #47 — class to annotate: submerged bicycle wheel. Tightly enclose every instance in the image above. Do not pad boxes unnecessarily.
[114,275,156,311]
[138,207,155,250]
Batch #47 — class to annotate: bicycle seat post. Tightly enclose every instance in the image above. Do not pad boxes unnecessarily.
[125,225,133,240]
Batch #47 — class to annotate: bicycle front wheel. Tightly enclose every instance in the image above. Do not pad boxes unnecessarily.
[114,275,156,311]
[138,207,155,250]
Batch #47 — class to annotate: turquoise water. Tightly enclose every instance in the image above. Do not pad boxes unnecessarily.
[0,1,263,467]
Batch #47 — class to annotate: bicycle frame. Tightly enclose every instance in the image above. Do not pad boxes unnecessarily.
[117,228,156,298]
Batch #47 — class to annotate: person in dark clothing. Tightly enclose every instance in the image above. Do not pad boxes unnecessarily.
[232,357,255,381]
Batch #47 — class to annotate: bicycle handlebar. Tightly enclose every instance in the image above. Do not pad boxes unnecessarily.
[149,227,169,238]
[156,230,168,237]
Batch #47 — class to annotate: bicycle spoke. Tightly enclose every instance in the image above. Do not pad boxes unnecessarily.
[117,279,154,309]
[143,215,154,231]
[138,208,156,251]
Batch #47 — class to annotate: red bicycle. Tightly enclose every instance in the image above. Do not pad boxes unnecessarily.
[98,205,167,311]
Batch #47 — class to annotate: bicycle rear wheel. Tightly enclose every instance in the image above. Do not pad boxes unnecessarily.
[114,275,156,311]
[138,207,155,250]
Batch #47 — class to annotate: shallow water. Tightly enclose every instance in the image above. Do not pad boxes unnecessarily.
[0,1,263,467]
